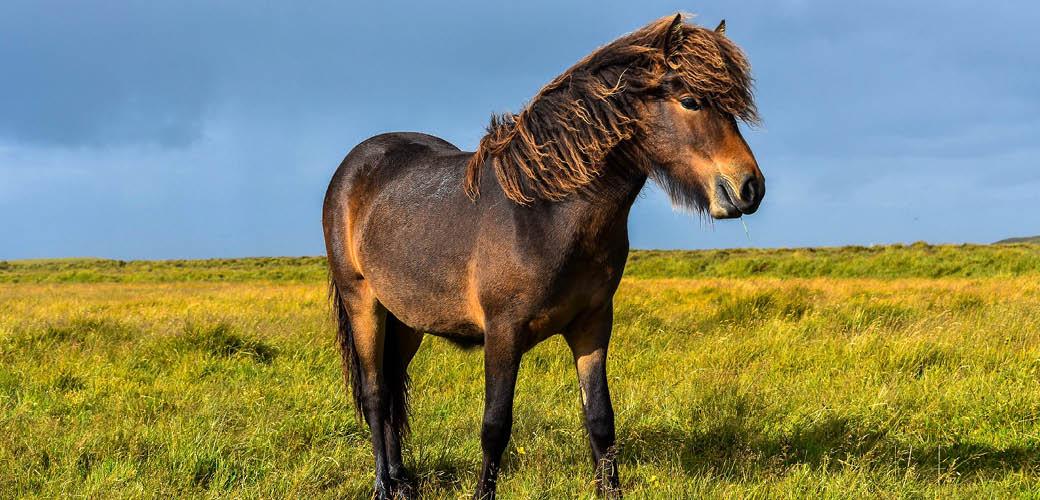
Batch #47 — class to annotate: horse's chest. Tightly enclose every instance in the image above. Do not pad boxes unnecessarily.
[518,254,625,339]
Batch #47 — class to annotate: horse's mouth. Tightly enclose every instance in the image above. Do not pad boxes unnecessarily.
[709,175,764,220]
[710,179,746,219]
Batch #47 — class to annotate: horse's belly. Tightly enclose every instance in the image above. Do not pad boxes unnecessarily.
[381,288,482,337]
[362,256,483,338]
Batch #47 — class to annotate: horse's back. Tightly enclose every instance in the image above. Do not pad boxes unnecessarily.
[325,131,469,215]
[327,132,461,191]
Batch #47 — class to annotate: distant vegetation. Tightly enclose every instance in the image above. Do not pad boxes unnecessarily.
[627,242,1040,279]
[0,256,328,284]
[2,246,1039,496]
[2,243,1039,283]
[996,235,1040,244]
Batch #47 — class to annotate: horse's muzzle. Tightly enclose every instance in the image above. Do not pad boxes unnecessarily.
[711,174,765,219]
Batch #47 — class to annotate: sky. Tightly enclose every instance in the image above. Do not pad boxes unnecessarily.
[2,0,1038,259]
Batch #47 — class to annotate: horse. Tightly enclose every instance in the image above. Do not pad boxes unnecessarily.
[323,13,764,499]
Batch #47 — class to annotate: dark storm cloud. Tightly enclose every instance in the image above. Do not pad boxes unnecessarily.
[0,1,218,148]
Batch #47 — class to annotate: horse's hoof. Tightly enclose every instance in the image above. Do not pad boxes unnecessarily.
[597,484,622,499]
[372,480,393,500]
[472,487,496,500]
[595,474,622,499]
[389,479,416,500]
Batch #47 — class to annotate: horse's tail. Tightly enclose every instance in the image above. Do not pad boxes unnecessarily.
[330,274,364,419]
[329,273,411,437]
[383,315,412,436]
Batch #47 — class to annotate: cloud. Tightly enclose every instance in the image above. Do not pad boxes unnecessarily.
[0,2,219,149]
[0,0,1038,258]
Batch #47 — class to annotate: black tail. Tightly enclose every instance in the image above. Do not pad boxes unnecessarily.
[383,314,412,436]
[329,274,411,437]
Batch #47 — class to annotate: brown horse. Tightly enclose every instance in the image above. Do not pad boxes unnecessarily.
[323,14,763,499]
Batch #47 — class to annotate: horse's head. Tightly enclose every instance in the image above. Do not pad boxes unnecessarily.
[465,14,764,217]
[637,15,764,219]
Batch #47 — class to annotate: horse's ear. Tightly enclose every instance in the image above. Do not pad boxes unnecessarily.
[715,19,726,34]
[663,13,685,66]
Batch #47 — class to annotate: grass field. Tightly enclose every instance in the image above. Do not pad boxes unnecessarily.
[2,244,1039,498]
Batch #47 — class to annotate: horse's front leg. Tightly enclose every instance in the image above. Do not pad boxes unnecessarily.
[565,306,621,498]
[474,326,522,500]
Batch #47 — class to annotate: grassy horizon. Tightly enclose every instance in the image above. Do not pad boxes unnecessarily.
[3,242,1040,284]
[1,247,1039,497]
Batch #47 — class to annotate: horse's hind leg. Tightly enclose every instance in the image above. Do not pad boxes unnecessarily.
[336,282,396,498]
[383,313,423,494]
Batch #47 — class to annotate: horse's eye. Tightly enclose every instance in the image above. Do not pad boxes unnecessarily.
[680,97,702,110]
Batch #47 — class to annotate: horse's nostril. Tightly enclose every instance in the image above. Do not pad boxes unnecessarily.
[740,175,758,203]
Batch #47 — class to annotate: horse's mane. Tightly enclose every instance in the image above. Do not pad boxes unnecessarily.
[464,13,758,204]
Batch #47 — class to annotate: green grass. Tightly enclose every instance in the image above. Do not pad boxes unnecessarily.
[1,248,1039,497]
[0,256,328,284]
[3,243,1040,283]
[626,242,1040,279]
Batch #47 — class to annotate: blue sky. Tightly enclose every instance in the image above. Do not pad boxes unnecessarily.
[2,0,1037,259]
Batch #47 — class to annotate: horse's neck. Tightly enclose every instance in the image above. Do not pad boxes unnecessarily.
[554,163,648,252]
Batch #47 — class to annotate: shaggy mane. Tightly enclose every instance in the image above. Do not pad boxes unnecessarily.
[464,13,758,204]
